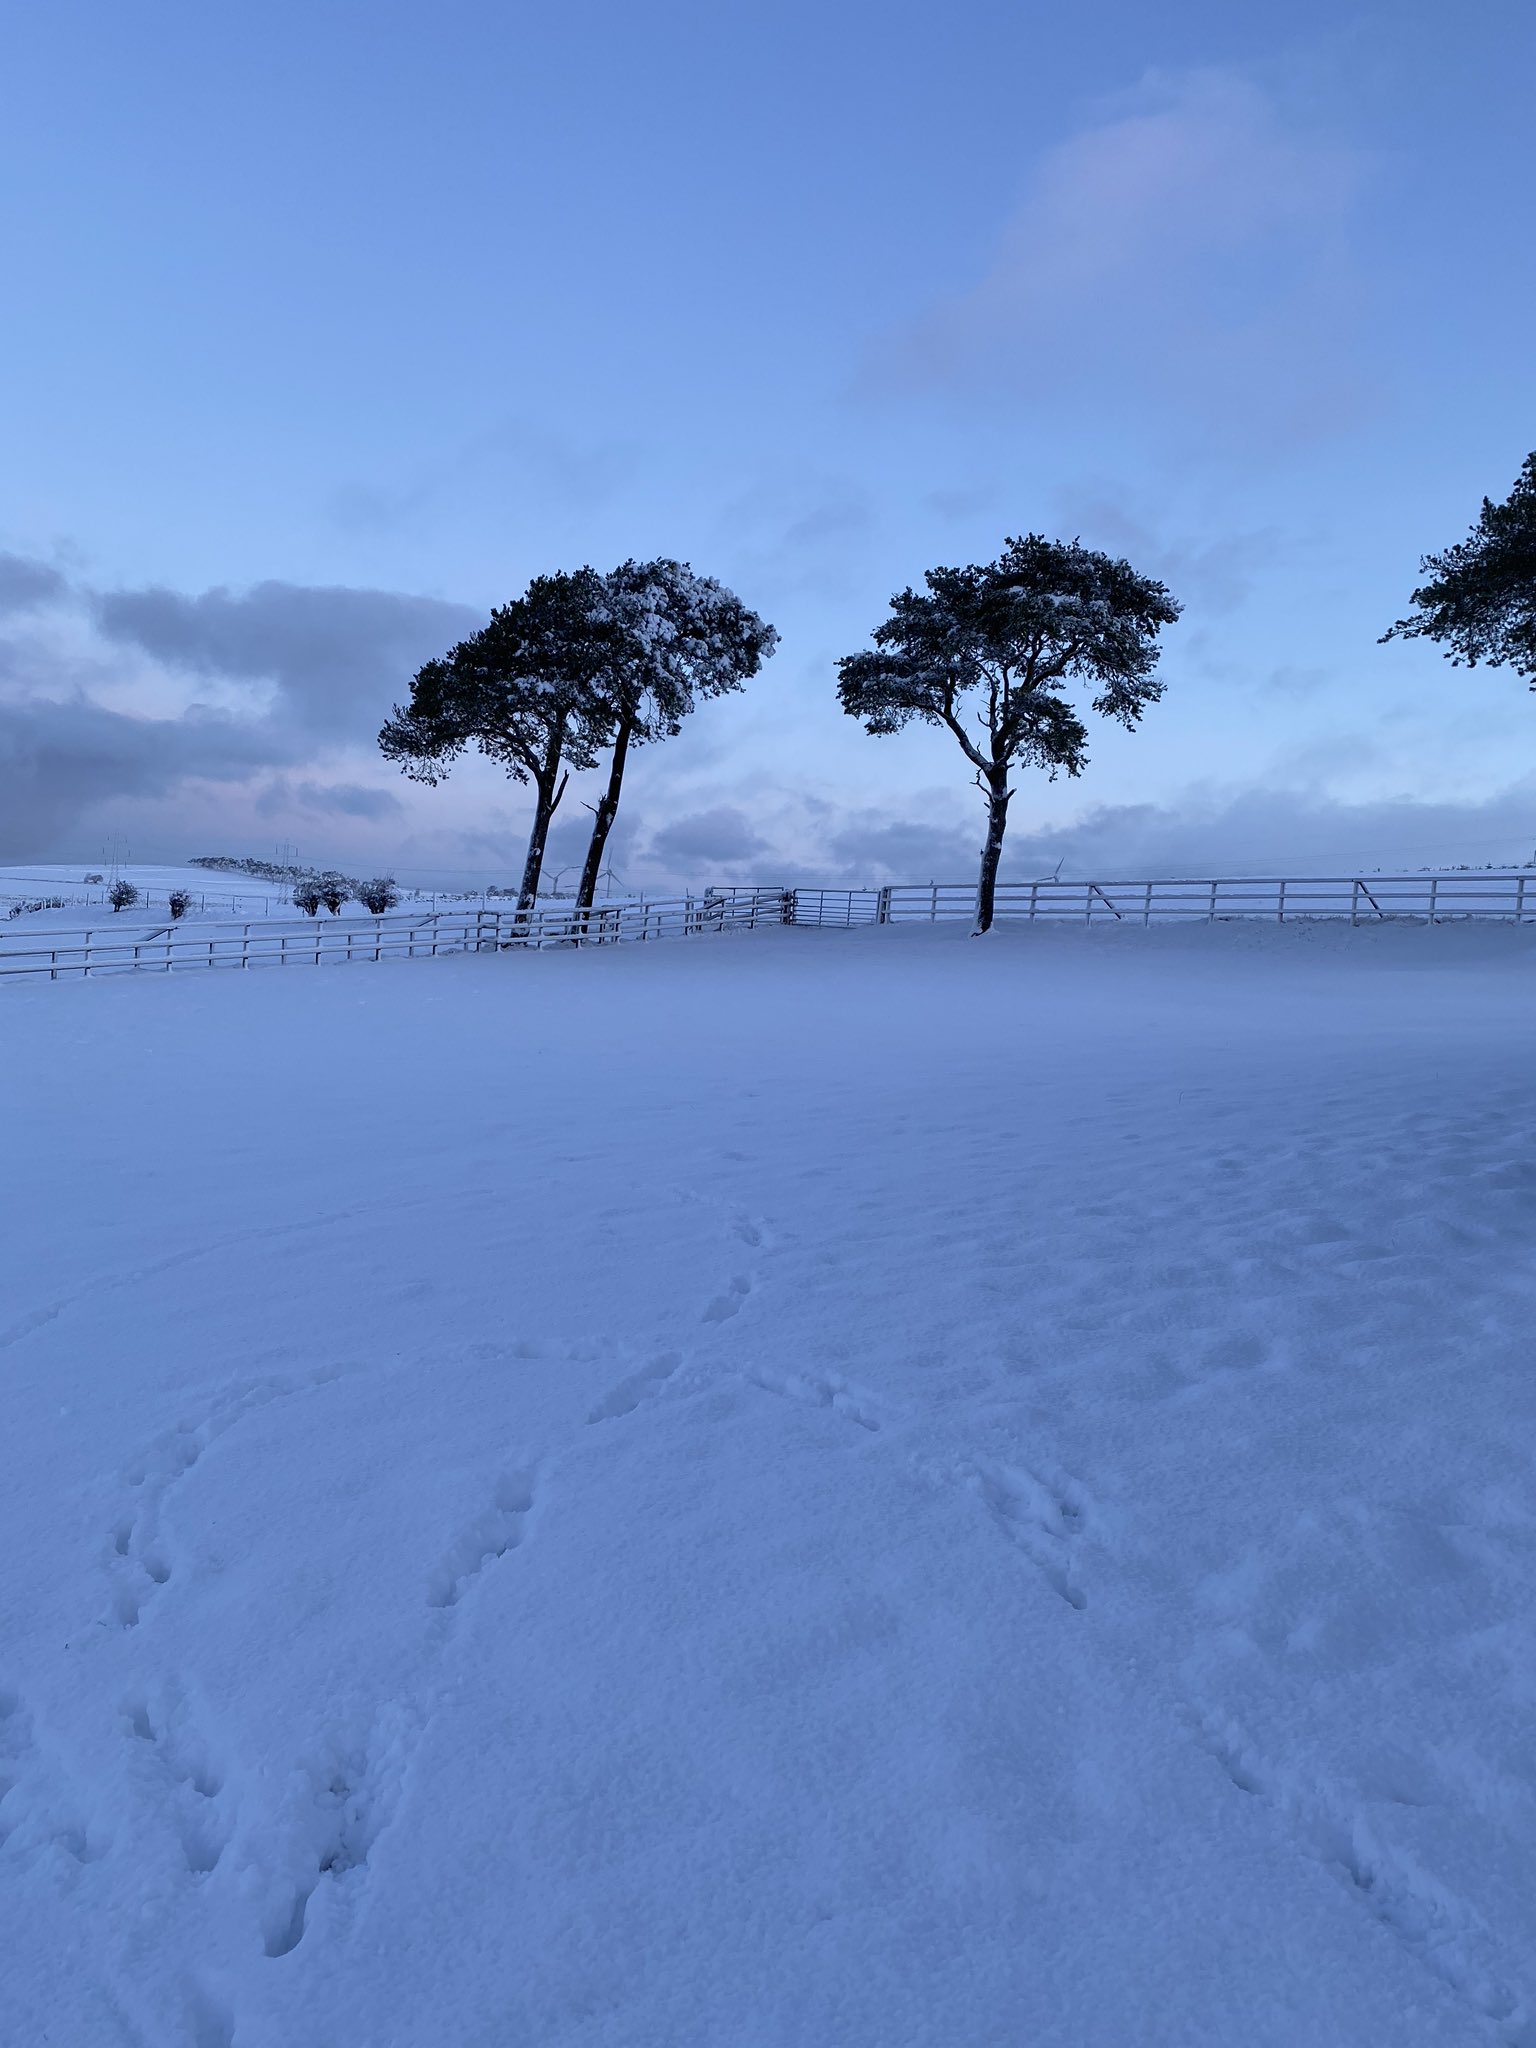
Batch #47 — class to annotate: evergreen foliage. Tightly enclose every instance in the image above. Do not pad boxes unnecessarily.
[167,889,192,919]
[571,560,776,913]
[108,879,140,912]
[379,571,612,912]
[1382,452,1536,683]
[838,535,1180,931]
[293,881,323,916]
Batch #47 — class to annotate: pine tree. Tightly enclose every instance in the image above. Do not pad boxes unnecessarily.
[1381,452,1536,684]
[838,536,1179,932]
[379,571,611,913]
[572,561,776,914]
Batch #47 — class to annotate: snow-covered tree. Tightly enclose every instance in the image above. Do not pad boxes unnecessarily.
[838,536,1180,932]
[292,880,322,916]
[379,571,611,913]
[355,877,400,914]
[572,561,777,913]
[108,878,140,912]
[1381,452,1536,684]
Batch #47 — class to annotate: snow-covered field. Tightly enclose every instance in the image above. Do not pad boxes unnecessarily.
[4,921,1534,2047]
[0,865,471,929]
[0,865,292,922]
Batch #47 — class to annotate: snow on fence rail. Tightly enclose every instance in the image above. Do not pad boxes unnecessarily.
[0,890,789,983]
[790,872,1536,928]
[5,873,1534,984]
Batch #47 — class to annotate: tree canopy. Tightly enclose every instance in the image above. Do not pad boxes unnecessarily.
[378,569,611,910]
[570,559,777,911]
[379,560,775,915]
[838,534,1180,930]
[1381,452,1536,684]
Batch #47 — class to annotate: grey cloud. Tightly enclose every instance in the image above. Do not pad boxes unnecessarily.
[92,580,482,740]
[0,554,69,617]
[256,778,405,821]
[0,695,306,860]
[647,806,772,867]
[826,815,980,880]
[995,784,1536,879]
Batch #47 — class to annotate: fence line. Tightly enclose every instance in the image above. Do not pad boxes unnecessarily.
[787,872,1536,928]
[4,873,1534,984]
[0,889,789,984]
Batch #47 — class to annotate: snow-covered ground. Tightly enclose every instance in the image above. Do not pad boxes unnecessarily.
[0,864,292,921]
[3,920,1534,2047]
[0,865,477,928]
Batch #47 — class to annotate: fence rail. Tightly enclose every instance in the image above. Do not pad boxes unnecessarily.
[0,889,790,983]
[788,873,1536,928]
[4,873,1533,985]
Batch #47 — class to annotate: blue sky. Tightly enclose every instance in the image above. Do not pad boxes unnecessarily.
[2,0,1533,884]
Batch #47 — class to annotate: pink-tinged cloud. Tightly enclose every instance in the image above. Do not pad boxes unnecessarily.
[871,68,1374,450]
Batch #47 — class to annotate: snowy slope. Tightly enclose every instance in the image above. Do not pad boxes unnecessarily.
[3,921,1534,2047]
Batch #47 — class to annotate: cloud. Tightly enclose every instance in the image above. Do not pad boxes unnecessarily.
[1051,485,1281,615]
[0,566,474,858]
[255,778,405,821]
[0,694,305,860]
[825,813,980,880]
[647,806,773,866]
[874,68,1369,446]
[0,554,68,617]
[994,783,1536,879]
[92,579,481,738]
[327,418,634,536]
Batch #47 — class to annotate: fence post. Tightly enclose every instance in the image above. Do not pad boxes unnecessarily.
[1277,879,1285,924]
[877,885,891,925]
[1519,874,1528,922]
[1351,880,1360,927]
[1144,881,1152,926]
[1209,881,1218,923]
[1427,876,1438,925]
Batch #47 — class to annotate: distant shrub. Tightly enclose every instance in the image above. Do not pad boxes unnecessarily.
[292,881,323,916]
[108,879,140,912]
[167,889,192,919]
[7,896,68,918]
[84,872,104,884]
[356,877,400,914]
[318,876,349,915]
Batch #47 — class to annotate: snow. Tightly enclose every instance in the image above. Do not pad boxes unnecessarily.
[0,865,478,935]
[3,919,1535,2046]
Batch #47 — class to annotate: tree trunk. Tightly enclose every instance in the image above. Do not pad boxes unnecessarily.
[516,726,569,917]
[972,773,1012,935]
[574,712,634,916]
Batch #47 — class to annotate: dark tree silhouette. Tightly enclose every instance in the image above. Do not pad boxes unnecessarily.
[1382,452,1536,685]
[572,560,777,914]
[379,571,610,913]
[838,535,1180,932]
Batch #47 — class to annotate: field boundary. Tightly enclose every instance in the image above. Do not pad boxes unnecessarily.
[791,871,1536,928]
[4,872,1534,982]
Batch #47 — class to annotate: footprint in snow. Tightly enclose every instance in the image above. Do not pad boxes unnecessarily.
[747,1367,883,1434]
[702,1274,752,1323]
[587,1351,685,1424]
[427,1471,536,1610]
[123,1690,231,1876]
[965,1457,1089,1612]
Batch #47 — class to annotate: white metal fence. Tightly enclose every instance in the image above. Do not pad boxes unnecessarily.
[788,872,1536,928]
[4,873,1533,985]
[0,890,788,983]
